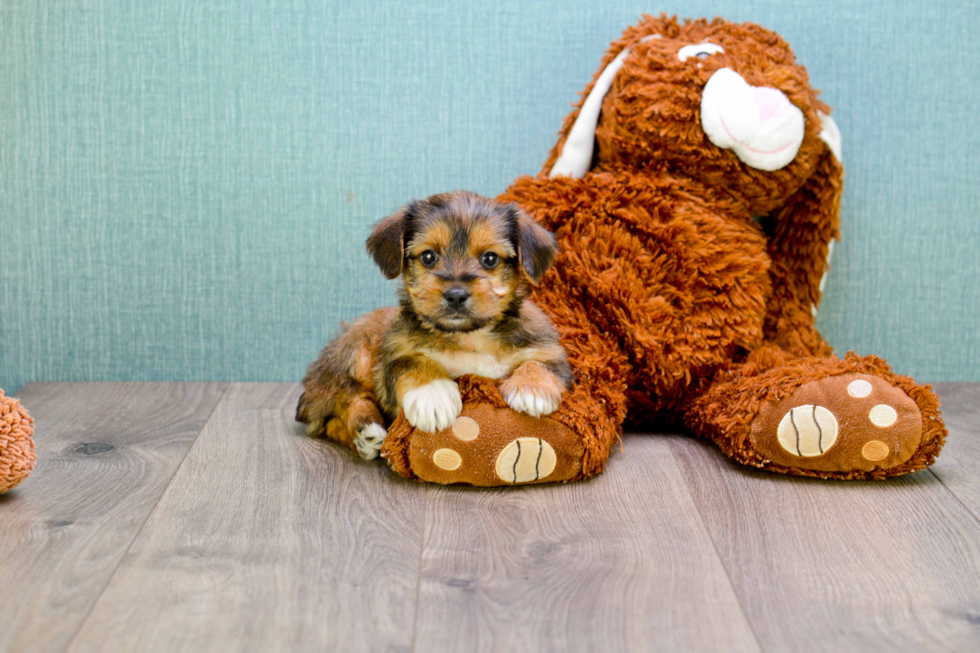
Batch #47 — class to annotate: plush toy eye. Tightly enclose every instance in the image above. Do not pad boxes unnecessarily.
[480,251,499,270]
[420,250,438,267]
[677,43,724,62]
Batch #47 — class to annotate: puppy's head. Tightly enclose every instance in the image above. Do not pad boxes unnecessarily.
[366,191,557,333]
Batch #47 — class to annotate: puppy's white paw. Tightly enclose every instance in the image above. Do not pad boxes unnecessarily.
[504,388,562,418]
[403,379,462,433]
[353,423,387,460]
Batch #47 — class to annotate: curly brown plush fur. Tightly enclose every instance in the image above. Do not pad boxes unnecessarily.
[379,15,946,484]
[1,389,36,494]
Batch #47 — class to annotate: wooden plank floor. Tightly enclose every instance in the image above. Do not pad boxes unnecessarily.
[2,382,978,652]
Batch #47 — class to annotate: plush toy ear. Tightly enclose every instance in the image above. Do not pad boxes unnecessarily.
[509,205,558,284]
[366,205,411,279]
[767,112,844,320]
[548,44,639,179]
[547,34,662,179]
[543,14,685,179]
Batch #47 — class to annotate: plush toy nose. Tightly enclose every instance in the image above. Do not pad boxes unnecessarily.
[443,287,470,309]
[700,67,805,171]
[754,86,791,121]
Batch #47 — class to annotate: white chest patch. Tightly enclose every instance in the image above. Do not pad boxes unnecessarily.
[421,348,517,380]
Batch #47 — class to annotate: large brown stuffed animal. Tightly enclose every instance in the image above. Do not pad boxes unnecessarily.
[379,15,947,485]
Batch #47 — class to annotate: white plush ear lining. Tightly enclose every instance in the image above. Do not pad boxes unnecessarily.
[549,35,660,179]
[817,111,842,162]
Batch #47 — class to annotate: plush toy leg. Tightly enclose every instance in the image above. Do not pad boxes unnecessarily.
[684,347,947,479]
[381,373,620,485]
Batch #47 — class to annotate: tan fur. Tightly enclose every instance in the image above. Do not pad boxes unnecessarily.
[500,360,566,408]
[296,307,396,442]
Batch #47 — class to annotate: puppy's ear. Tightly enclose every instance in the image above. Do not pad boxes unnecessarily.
[366,206,411,279]
[510,205,558,284]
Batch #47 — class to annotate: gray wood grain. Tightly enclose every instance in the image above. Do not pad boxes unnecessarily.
[929,383,980,521]
[4,382,979,653]
[0,382,227,653]
[66,383,426,653]
[412,434,762,653]
[670,433,980,652]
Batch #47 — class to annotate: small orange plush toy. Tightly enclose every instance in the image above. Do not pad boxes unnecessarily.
[0,389,36,494]
[380,15,947,485]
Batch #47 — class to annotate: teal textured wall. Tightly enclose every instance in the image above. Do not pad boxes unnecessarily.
[2,0,978,394]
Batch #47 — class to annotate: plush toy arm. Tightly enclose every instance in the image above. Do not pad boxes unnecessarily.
[499,173,611,232]
[381,370,624,486]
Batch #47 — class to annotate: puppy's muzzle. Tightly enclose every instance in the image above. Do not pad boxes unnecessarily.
[443,286,471,311]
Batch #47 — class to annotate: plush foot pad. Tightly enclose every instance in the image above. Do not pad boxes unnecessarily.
[750,373,923,473]
[405,404,584,486]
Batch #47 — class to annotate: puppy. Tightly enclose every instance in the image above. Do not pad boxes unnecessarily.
[296,191,574,459]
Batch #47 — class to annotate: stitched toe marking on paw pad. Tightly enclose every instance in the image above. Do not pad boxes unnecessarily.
[869,404,898,428]
[451,416,480,442]
[432,448,463,471]
[847,379,873,398]
[862,440,890,461]
[776,404,839,457]
[495,438,557,484]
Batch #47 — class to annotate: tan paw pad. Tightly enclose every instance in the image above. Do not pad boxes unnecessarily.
[776,404,839,457]
[847,379,873,398]
[432,448,462,471]
[451,416,480,442]
[862,440,890,462]
[869,404,898,428]
[495,437,557,484]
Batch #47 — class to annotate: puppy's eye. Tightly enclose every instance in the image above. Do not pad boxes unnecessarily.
[419,250,438,268]
[480,252,499,270]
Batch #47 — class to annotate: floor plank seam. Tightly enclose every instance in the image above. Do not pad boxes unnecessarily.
[409,490,429,653]
[925,467,980,527]
[666,441,767,653]
[60,382,232,653]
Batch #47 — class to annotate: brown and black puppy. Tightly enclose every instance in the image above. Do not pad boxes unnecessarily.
[297,191,574,459]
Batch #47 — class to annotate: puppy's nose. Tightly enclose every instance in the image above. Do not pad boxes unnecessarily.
[443,287,471,309]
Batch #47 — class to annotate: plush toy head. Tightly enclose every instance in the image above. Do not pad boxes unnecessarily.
[547,15,842,217]
[0,389,36,494]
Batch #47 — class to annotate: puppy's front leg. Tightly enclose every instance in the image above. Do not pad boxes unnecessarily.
[394,357,462,433]
[501,360,569,418]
